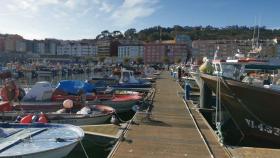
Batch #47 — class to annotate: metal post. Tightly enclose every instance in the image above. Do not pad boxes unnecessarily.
[199,80,212,108]
[185,81,191,100]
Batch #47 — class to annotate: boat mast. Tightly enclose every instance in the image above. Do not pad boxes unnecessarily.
[256,17,261,49]
[252,17,257,50]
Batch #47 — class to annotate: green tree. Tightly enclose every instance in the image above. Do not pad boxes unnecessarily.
[162,56,169,64]
[99,57,106,63]
[112,30,124,39]
[85,56,94,63]
[123,57,130,65]
[175,58,182,64]
[124,28,137,39]
[136,57,143,64]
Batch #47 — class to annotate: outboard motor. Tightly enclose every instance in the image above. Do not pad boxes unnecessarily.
[110,114,121,126]
[31,114,39,123]
[15,116,22,123]
[38,113,48,123]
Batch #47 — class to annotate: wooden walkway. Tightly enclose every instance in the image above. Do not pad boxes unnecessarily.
[109,72,228,158]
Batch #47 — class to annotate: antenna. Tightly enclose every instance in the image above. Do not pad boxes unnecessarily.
[256,16,261,48]
[214,46,219,60]
[252,17,257,49]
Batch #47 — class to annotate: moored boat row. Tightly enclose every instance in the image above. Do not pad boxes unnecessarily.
[0,66,157,158]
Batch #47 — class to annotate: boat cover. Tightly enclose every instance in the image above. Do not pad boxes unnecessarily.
[56,80,96,95]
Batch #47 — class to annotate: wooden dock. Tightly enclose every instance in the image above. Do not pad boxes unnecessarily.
[109,72,228,158]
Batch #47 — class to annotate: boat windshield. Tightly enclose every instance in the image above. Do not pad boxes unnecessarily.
[220,64,243,80]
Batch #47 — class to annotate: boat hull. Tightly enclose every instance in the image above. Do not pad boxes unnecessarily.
[201,73,280,144]
[10,142,78,158]
[190,72,202,90]
[0,123,84,158]
[12,96,139,113]
[49,114,112,125]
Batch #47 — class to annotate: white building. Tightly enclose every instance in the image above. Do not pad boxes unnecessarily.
[38,41,45,54]
[118,45,144,61]
[57,41,97,56]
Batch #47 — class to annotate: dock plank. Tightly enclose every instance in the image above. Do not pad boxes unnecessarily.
[110,72,228,158]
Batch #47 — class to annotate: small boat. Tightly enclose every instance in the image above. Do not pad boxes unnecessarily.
[51,94,142,113]
[0,122,84,158]
[47,104,114,125]
[1,104,115,126]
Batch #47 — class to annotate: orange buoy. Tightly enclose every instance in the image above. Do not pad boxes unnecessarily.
[38,113,48,123]
[20,114,33,124]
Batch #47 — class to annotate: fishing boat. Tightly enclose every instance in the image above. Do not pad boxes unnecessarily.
[189,64,202,89]
[0,122,84,158]
[200,58,280,144]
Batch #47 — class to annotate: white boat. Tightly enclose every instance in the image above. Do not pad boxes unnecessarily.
[1,104,114,126]
[0,122,84,158]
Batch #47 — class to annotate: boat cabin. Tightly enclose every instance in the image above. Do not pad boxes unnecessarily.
[119,69,140,84]
[212,59,280,87]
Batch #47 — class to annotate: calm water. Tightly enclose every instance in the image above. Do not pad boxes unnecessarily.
[67,110,135,158]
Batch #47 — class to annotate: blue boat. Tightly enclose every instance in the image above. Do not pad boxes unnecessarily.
[55,80,96,95]
[0,122,84,158]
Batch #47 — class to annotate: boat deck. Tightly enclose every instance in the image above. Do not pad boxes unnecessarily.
[109,72,228,158]
[80,124,123,138]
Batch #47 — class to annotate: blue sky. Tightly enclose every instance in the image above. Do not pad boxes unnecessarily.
[0,0,279,40]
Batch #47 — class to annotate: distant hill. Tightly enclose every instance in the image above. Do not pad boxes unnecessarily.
[2,25,280,42]
[133,25,280,42]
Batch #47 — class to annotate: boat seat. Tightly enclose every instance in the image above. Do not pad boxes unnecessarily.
[0,128,22,138]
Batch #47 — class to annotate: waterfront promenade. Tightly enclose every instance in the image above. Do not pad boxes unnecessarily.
[109,71,228,158]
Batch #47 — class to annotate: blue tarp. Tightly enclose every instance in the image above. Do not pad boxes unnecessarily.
[55,80,96,95]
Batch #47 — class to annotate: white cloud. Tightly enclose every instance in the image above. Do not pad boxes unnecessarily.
[0,0,160,39]
[99,2,113,13]
[64,0,76,9]
[4,0,61,12]
[111,0,159,27]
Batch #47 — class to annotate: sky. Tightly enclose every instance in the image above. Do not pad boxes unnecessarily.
[0,0,279,40]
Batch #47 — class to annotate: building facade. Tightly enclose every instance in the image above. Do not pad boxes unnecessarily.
[4,35,23,52]
[44,39,60,55]
[118,45,144,60]
[96,40,111,57]
[25,40,33,54]
[57,41,97,57]
[144,42,191,64]
[0,37,5,52]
